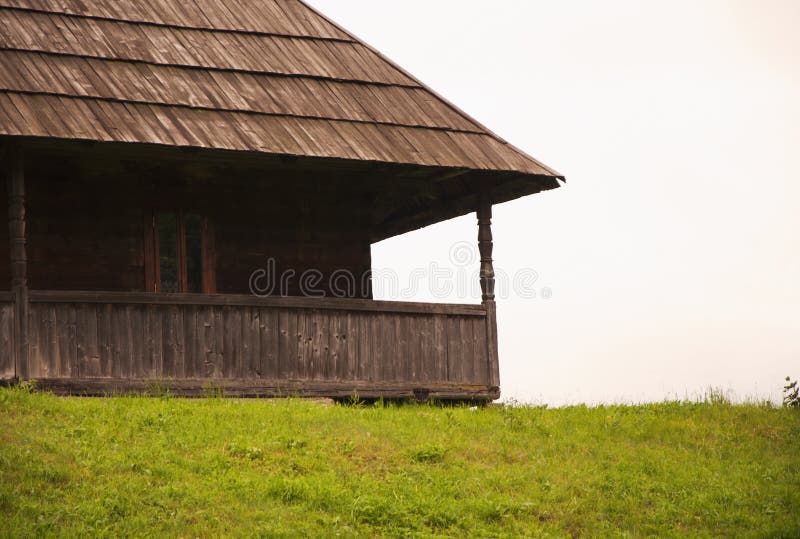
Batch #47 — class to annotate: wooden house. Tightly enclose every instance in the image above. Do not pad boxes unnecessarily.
[0,0,562,400]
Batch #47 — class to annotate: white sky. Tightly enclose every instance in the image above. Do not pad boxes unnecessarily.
[309,0,800,405]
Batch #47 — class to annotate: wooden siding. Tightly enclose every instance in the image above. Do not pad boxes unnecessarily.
[0,297,12,378]
[21,292,498,399]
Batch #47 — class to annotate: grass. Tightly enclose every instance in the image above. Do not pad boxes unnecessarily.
[0,387,798,537]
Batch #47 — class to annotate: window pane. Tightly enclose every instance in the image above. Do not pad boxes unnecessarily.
[158,213,179,293]
[185,214,203,293]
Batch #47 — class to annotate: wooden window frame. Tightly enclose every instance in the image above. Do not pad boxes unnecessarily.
[144,210,216,294]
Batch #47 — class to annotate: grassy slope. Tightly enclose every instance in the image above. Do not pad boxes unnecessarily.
[0,388,798,537]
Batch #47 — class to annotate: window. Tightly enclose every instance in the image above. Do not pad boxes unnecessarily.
[144,211,215,293]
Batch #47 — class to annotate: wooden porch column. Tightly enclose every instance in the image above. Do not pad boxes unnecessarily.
[6,143,27,380]
[477,192,500,388]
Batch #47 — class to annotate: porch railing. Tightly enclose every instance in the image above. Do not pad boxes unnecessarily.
[10,291,499,399]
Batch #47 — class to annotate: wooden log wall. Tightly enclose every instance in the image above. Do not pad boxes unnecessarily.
[18,144,374,296]
[21,292,498,399]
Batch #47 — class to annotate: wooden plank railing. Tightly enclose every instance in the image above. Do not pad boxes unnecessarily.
[20,291,499,399]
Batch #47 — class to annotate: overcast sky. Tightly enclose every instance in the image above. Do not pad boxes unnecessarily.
[309,0,800,405]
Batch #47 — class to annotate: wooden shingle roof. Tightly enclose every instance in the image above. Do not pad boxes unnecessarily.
[0,0,562,180]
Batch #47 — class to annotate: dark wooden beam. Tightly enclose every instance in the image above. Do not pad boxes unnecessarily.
[5,141,27,380]
[28,378,500,401]
[28,290,487,317]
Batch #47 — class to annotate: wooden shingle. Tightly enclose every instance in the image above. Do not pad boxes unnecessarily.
[0,1,563,180]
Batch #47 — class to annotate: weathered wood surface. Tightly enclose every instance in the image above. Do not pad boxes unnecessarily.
[18,150,373,295]
[5,142,27,379]
[30,378,499,401]
[477,194,500,387]
[29,291,485,316]
[0,3,562,178]
[0,300,13,379]
[21,295,498,399]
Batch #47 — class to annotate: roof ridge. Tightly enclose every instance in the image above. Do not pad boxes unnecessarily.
[0,89,489,135]
[0,5,357,43]
[295,0,564,178]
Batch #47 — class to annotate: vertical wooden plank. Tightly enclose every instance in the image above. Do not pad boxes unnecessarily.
[201,306,217,378]
[110,304,127,379]
[290,310,301,381]
[162,306,176,379]
[260,307,279,378]
[230,306,242,378]
[460,317,475,384]
[270,308,281,378]
[298,310,312,380]
[404,315,416,383]
[141,305,153,378]
[129,304,143,380]
[447,316,462,383]
[221,307,234,378]
[433,314,447,382]
[357,313,370,381]
[183,305,198,378]
[345,311,358,381]
[228,307,242,378]
[484,303,500,388]
[239,307,250,378]
[396,315,409,382]
[322,311,333,381]
[381,314,394,382]
[143,304,163,378]
[472,316,488,384]
[59,304,77,379]
[311,311,326,380]
[176,306,186,378]
[81,304,100,378]
[249,307,261,377]
[239,306,257,378]
[277,308,290,380]
[41,305,56,379]
[409,315,423,383]
[26,304,40,378]
[98,303,113,378]
[215,306,226,377]
[0,304,14,379]
[75,303,87,378]
[51,305,64,379]
[371,314,383,382]
[330,311,347,382]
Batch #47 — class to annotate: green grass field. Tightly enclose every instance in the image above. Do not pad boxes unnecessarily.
[1,387,798,537]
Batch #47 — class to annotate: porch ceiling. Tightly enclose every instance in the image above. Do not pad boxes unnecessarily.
[14,137,561,242]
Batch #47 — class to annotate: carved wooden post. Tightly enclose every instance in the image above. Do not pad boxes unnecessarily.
[477,191,500,392]
[6,142,27,380]
[477,195,495,302]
